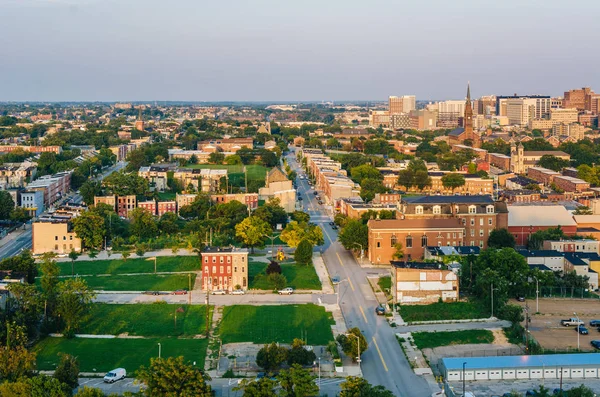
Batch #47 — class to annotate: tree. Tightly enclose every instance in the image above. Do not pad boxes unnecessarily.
[350,164,382,183]
[54,353,79,389]
[73,211,105,251]
[487,228,516,249]
[441,173,466,193]
[235,216,271,253]
[391,243,404,260]
[266,260,282,275]
[397,169,414,190]
[537,155,570,172]
[56,278,96,337]
[129,208,159,239]
[268,273,287,290]
[359,178,387,202]
[253,199,288,229]
[234,378,278,397]
[9,207,31,224]
[413,170,432,191]
[256,342,288,372]
[497,304,524,324]
[68,250,80,276]
[280,221,324,248]
[74,386,110,397]
[136,356,212,397]
[0,251,37,284]
[294,239,313,265]
[336,328,367,362]
[79,180,103,206]
[278,364,318,397]
[338,219,368,252]
[574,206,593,215]
[0,375,70,397]
[208,152,225,164]
[39,258,60,316]
[566,384,595,397]
[158,212,180,235]
[5,283,43,340]
[179,194,212,219]
[287,339,316,367]
[528,226,565,250]
[0,344,37,382]
[225,155,242,165]
[291,211,310,223]
[339,376,394,397]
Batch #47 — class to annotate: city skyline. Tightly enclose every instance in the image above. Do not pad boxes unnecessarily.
[1,0,599,101]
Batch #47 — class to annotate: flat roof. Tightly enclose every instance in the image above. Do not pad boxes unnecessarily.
[442,353,600,371]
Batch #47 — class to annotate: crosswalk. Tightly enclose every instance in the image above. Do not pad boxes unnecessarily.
[315,378,345,386]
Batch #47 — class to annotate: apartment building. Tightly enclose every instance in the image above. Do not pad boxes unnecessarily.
[389,95,416,114]
[138,164,178,192]
[0,145,62,154]
[506,97,551,126]
[20,190,44,217]
[27,171,72,208]
[369,110,390,128]
[390,114,411,130]
[138,200,156,215]
[391,261,459,305]
[563,87,593,111]
[176,193,197,212]
[487,153,511,170]
[200,247,249,292]
[543,239,599,254]
[117,195,137,217]
[302,149,360,205]
[526,167,561,185]
[157,201,177,216]
[552,175,590,192]
[211,193,259,210]
[0,161,37,189]
[409,110,437,130]
[32,213,82,255]
[552,123,585,140]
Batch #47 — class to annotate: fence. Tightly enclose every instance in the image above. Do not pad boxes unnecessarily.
[531,286,599,300]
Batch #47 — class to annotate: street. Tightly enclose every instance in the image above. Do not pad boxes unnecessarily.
[289,151,434,397]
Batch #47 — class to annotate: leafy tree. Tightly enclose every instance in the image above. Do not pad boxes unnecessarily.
[0,375,70,397]
[359,178,387,202]
[253,198,288,229]
[577,164,600,185]
[350,164,382,183]
[68,250,80,276]
[256,342,288,372]
[266,260,282,275]
[294,239,314,265]
[234,378,278,397]
[74,386,111,397]
[129,208,159,239]
[9,207,32,224]
[179,194,212,219]
[291,211,310,223]
[225,155,242,165]
[528,226,565,250]
[136,356,212,397]
[497,304,524,324]
[566,384,595,397]
[338,219,368,252]
[5,283,43,341]
[121,250,131,261]
[54,353,79,389]
[235,216,271,253]
[441,173,466,193]
[73,211,106,251]
[339,376,394,397]
[280,221,323,248]
[0,337,36,381]
[39,258,60,316]
[268,273,287,290]
[487,228,516,249]
[522,138,555,151]
[278,364,318,397]
[574,206,593,215]
[391,243,404,260]
[56,278,96,338]
[208,151,225,164]
[537,155,570,172]
[336,328,367,362]
[287,339,316,367]
[397,169,414,190]
[79,180,103,206]
[413,170,432,191]
[158,212,180,235]
[0,251,37,284]
[360,210,395,223]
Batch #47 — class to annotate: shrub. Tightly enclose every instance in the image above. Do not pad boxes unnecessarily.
[294,239,313,265]
[267,273,287,290]
[266,260,282,275]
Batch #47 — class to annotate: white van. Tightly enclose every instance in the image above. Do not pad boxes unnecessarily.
[103,368,126,383]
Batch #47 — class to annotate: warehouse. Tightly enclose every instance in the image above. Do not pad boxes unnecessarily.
[442,354,600,382]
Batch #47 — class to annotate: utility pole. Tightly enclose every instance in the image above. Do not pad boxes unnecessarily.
[188,273,192,305]
[525,303,530,353]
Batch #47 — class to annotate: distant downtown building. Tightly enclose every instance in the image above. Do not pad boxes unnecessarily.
[389,95,416,115]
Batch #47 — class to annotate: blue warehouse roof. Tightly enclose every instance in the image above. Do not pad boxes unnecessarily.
[442,353,600,371]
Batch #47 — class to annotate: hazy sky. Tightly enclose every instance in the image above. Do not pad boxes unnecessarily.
[1,0,599,102]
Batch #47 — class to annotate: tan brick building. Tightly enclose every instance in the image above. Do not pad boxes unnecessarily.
[563,87,593,111]
[391,262,459,305]
[32,221,81,255]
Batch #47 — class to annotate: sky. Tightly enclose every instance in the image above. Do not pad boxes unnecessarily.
[1,0,599,102]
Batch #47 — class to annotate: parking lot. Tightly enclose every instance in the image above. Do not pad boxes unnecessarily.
[518,298,600,352]
[449,379,600,396]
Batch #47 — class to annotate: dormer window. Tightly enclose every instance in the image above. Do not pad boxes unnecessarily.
[486,205,495,214]
[415,206,423,215]
[468,205,476,214]
[433,205,441,214]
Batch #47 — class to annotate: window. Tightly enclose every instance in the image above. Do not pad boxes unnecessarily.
[220,257,224,263]
[212,257,216,263]
[479,240,484,248]
[220,266,224,273]
[234,267,237,272]
[468,205,476,214]
[377,241,381,248]
[421,235,428,247]
[212,266,216,274]
[462,218,466,225]
[470,229,475,237]
[479,229,484,237]
[390,235,397,246]
[470,241,475,246]
[243,277,247,287]
[479,218,483,226]
[453,232,456,238]
[55,244,58,250]
[433,205,441,214]
[454,205,460,214]
[55,236,58,241]
[415,206,423,215]
[204,257,208,263]
[242,267,245,273]
[470,219,475,226]
[227,266,231,273]
[488,218,493,225]
[242,256,245,262]
[486,205,494,214]
[70,236,73,240]
[406,236,413,248]
[447,233,450,238]
[227,257,231,263]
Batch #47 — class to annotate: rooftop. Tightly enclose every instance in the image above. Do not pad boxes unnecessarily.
[404,195,495,205]
[368,218,463,230]
[508,205,577,227]
[443,353,600,371]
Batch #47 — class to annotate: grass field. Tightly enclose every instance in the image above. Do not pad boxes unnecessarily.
[77,273,196,291]
[378,276,391,291]
[79,303,211,337]
[54,256,200,276]
[183,164,268,188]
[219,304,334,345]
[411,330,495,349]
[157,192,177,201]
[248,262,321,290]
[399,301,489,322]
[34,337,208,373]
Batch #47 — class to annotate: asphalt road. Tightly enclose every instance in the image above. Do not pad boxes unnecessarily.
[289,151,433,397]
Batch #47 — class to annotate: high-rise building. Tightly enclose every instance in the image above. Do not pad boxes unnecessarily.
[389,95,416,114]
[506,97,551,126]
[477,95,496,116]
[563,87,593,111]
[369,110,390,128]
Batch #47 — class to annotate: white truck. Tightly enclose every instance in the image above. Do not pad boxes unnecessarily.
[103,368,126,383]
[561,318,584,327]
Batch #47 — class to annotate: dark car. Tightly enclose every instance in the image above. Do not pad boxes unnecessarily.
[590,320,600,327]
[375,305,386,315]
[331,224,338,230]
[591,340,600,350]
[318,201,323,205]
[329,221,334,226]
[576,325,589,335]
[298,196,303,201]
[144,291,160,295]
[313,191,318,195]
[516,295,525,302]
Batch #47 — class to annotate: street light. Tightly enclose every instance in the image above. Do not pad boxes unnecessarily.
[262,234,278,260]
[491,282,499,318]
[462,361,467,397]
[317,357,321,392]
[352,243,364,264]
[345,333,361,364]
[534,276,539,313]
[158,342,162,359]
[336,279,349,307]
[575,312,581,350]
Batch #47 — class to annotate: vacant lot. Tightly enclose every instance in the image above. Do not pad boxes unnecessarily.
[34,337,208,373]
[412,330,494,349]
[79,303,211,337]
[219,304,335,345]
[55,256,199,276]
[248,262,321,290]
[79,273,196,291]
[399,301,489,322]
[184,164,267,188]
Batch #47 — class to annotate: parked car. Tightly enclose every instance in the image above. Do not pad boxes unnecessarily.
[231,289,245,295]
[143,291,160,295]
[172,289,187,295]
[590,320,600,327]
[576,325,589,335]
[318,201,323,205]
[375,305,386,315]
[560,318,584,327]
[298,196,303,201]
[516,295,525,302]
[331,224,338,230]
[211,290,227,295]
[328,221,335,226]
[278,287,294,295]
[104,368,126,383]
[313,191,318,195]
[331,276,340,284]
[591,340,600,350]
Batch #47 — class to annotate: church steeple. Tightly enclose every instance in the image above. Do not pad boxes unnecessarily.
[466,81,471,102]
[463,82,473,139]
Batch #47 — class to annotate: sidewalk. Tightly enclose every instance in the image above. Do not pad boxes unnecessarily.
[313,252,334,294]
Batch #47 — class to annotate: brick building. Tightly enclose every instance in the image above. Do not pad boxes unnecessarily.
[552,175,590,192]
[507,205,578,246]
[391,261,459,305]
[200,247,249,292]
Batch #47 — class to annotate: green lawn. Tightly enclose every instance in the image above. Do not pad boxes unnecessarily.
[157,192,177,201]
[79,303,211,337]
[219,304,335,345]
[248,262,321,290]
[34,337,208,373]
[411,330,495,350]
[54,256,200,276]
[77,273,196,291]
[399,301,489,322]
[183,164,268,187]
[378,276,391,291]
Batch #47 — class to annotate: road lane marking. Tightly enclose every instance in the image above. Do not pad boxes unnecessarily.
[372,336,389,372]
[347,277,355,291]
[336,252,345,267]
[323,228,333,244]
[359,305,368,323]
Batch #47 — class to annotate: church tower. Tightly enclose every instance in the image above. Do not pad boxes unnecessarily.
[464,82,473,139]
[135,107,145,131]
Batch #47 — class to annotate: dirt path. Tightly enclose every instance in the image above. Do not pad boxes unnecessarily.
[491,328,510,345]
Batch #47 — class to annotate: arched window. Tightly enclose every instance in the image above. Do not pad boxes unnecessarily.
[391,235,397,247]
[421,235,428,247]
[406,235,413,248]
